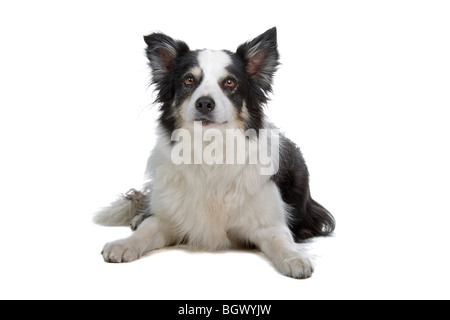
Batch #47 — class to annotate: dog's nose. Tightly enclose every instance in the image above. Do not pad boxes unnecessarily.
[195,96,216,114]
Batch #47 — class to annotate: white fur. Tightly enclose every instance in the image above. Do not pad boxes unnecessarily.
[101,127,313,278]
[184,50,235,125]
[94,197,138,227]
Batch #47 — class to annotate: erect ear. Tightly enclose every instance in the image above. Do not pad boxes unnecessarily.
[143,33,190,84]
[236,27,280,92]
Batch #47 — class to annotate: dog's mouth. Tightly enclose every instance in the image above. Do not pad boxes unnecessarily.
[194,118,228,126]
[195,118,214,126]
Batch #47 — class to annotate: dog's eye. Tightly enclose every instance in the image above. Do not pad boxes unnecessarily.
[185,76,195,86]
[224,78,236,88]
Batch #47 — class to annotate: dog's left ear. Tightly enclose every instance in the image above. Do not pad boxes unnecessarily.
[236,27,280,92]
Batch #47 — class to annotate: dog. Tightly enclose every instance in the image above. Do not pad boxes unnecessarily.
[94,27,335,279]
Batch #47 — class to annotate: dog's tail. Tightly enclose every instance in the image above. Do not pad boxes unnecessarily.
[302,198,335,239]
[290,195,336,242]
[93,189,150,227]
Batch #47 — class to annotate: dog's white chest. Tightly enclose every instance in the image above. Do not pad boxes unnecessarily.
[150,159,265,250]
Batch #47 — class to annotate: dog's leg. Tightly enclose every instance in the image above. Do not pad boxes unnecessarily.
[238,183,314,279]
[251,225,314,279]
[101,215,173,263]
[129,211,152,231]
[125,188,152,231]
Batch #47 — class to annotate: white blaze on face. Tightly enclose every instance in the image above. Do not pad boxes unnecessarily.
[185,50,234,125]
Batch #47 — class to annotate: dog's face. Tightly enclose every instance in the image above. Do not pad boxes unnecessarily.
[176,49,238,127]
[144,28,280,133]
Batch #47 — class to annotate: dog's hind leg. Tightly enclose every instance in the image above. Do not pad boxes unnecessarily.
[129,212,151,231]
[122,188,153,231]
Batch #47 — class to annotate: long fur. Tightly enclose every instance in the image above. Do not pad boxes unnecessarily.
[93,189,149,227]
[94,27,335,279]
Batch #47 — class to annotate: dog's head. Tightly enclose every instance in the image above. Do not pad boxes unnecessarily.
[144,28,279,134]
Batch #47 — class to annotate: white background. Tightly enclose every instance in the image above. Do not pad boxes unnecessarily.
[1,0,449,300]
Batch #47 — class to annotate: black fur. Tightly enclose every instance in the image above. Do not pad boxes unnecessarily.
[236,27,280,96]
[273,136,335,241]
[144,33,192,134]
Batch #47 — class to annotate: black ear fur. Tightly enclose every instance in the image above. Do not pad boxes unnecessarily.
[143,33,190,85]
[236,27,280,93]
[143,33,190,104]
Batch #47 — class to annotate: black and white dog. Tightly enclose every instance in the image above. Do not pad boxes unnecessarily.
[94,28,335,279]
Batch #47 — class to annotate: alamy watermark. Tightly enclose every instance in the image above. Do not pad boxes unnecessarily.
[170,122,280,175]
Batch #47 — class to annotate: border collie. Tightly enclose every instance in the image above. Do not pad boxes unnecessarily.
[94,27,335,279]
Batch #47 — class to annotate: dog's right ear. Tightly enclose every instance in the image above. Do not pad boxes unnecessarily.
[144,33,190,84]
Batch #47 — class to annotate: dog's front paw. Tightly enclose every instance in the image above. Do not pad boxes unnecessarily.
[101,239,140,263]
[276,254,314,279]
